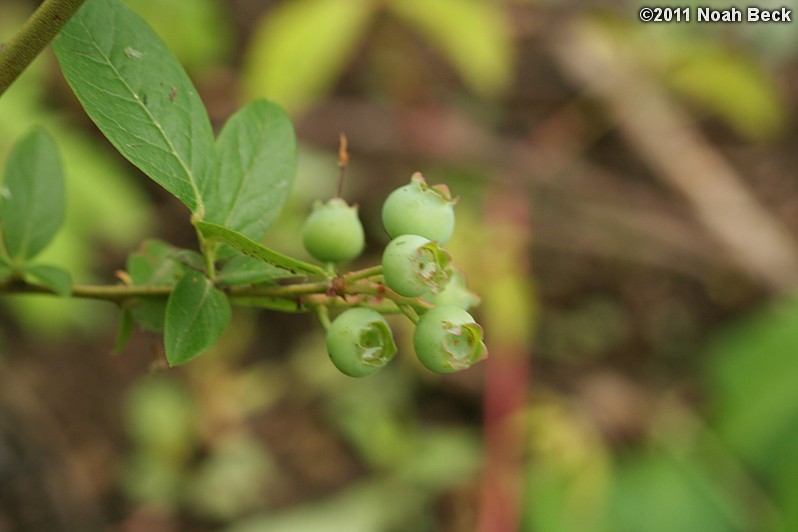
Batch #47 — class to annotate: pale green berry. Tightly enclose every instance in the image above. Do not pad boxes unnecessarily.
[302,198,365,263]
[382,234,451,297]
[382,173,456,244]
[413,306,487,373]
[326,308,397,377]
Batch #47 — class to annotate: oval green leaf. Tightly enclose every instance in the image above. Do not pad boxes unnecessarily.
[165,271,231,366]
[0,128,65,261]
[205,100,297,240]
[53,0,214,213]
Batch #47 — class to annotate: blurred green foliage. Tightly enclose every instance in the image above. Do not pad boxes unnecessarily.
[126,0,232,74]
[244,0,375,115]
[244,0,513,115]
[605,450,746,532]
[706,297,798,531]
[118,317,482,528]
[0,5,153,335]
[521,400,612,532]
[388,0,513,97]
[522,295,798,532]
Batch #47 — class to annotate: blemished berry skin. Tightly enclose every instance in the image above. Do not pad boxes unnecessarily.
[413,306,487,373]
[302,198,365,263]
[382,173,456,244]
[382,234,451,297]
[326,308,397,377]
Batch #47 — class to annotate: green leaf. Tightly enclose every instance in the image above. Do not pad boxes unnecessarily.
[164,271,231,365]
[205,100,297,241]
[22,264,72,296]
[389,0,513,97]
[0,128,65,260]
[53,0,214,213]
[170,249,206,272]
[113,308,134,354]
[217,254,295,286]
[196,221,327,276]
[127,239,185,332]
[705,296,798,489]
[243,0,374,115]
[606,452,746,532]
[127,240,185,284]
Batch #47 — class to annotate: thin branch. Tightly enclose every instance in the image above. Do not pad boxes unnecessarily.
[0,281,174,301]
[0,0,87,97]
[343,264,382,283]
[0,264,431,313]
[228,280,332,298]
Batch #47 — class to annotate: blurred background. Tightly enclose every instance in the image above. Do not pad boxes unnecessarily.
[2,0,798,530]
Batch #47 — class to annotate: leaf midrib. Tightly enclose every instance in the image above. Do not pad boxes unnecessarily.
[172,276,213,355]
[222,133,261,229]
[76,16,204,214]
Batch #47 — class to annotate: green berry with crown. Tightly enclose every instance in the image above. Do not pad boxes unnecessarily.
[382,234,451,297]
[413,306,487,373]
[382,172,456,244]
[326,308,397,377]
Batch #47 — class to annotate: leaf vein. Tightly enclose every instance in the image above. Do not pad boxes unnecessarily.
[75,16,203,212]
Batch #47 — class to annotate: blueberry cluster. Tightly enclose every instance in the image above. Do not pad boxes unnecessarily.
[301,173,487,377]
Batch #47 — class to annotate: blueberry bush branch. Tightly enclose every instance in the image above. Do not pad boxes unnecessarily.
[0,272,402,307]
[0,0,487,374]
[0,0,87,96]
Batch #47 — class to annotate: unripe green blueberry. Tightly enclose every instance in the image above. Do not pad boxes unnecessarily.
[413,306,487,373]
[382,172,456,244]
[326,308,397,377]
[382,234,451,297]
[302,198,365,263]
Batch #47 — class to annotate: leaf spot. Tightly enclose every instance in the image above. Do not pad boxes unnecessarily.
[124,47,143,59]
